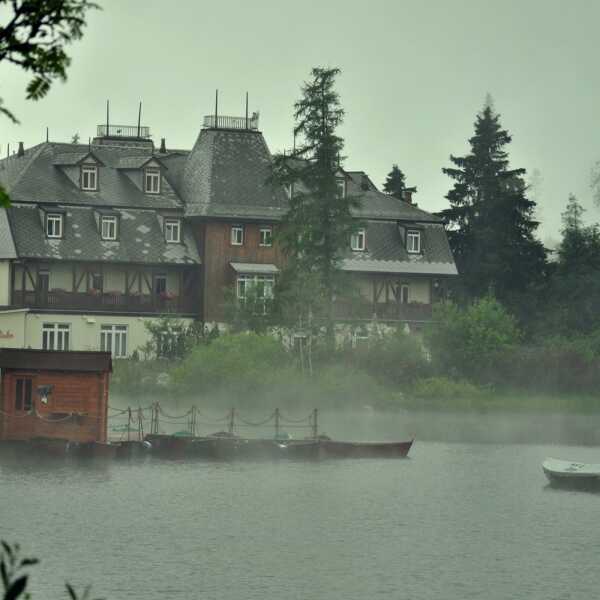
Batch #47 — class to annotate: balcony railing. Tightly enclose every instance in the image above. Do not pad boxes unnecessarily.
[96,124,151,138]
[333,300,433,322]
[203,114,259,131]
[12,290,197,315]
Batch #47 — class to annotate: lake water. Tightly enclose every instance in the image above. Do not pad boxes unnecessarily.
[2,412,600,599]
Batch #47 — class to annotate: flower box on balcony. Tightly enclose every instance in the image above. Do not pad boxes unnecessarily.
[159,291,178,301]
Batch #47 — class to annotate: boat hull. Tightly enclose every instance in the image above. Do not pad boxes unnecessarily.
[319,439,413,459]
[543,458,600,490]
[71,442,118,460]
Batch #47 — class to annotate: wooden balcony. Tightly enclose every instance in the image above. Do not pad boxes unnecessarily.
[12,290,198,315]
[333,300,433,322]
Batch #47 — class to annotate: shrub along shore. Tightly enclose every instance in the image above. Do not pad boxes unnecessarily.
[111,300,600,415]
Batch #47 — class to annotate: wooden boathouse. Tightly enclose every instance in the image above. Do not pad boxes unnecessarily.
[0,348,111,443]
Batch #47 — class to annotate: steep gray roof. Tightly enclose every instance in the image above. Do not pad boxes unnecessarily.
[7,203,199,265]
[181,129,288,220]
[341,221,457,276]
[345,171,442,222]
[0,208,17,259]
[0,142,182,210]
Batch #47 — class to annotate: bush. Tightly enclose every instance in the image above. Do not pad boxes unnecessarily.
[344,327,432,386]
[424,297,521,384]
[173,332,291,395]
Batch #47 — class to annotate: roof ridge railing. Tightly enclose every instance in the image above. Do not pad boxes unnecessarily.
[203,114,259,131]
[97,124,151,138]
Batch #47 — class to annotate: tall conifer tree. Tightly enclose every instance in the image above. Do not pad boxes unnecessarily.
[271,67,360,346]
[440,101,546,308]
[383,165,406,199]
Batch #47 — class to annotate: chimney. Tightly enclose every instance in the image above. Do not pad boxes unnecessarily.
[402,186,417,205]
[17,142,24,157]
[159,138,166,153]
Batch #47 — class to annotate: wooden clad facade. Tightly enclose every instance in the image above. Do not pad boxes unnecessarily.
[0,349,111,443]
[198,221,284,322]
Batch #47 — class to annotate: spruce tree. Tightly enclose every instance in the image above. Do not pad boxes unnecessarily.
[544,195,600,333]
[271,67,361,347]
[440,101,546,309]
[383,165,406,199]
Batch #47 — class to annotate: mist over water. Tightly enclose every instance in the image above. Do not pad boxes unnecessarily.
[111,394,600,447]
[2,440,599,600]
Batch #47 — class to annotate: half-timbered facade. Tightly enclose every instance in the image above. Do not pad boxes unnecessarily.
[0,112,457,355]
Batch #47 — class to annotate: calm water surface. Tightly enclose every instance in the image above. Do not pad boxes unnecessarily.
[1,427,600,599]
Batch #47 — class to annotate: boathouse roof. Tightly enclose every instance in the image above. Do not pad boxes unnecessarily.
[0,348,112,372]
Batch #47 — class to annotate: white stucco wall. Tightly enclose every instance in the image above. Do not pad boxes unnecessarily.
[0,310,194,357]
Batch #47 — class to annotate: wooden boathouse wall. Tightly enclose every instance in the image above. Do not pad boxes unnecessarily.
[0,349,112,443]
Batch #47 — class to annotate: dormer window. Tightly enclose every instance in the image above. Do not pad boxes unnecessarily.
[46,213,63,238]
[165,219,181,243]
[351,228,366,251]
[231,225,244,246]
[336,178,346,198]
[101,215,118,241]
[81,164,98,191]
[407,230,421,254]
[144,167,161,194]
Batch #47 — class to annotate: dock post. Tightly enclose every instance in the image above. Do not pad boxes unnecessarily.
[275,408,280,439]
[137,407,144,441]
[228,408,235,435]
[127,407,132,442]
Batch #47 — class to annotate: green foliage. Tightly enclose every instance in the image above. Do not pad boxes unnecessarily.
[223,285,274,334]
[0,0,98,124]
[0,184,8,209]
[425,297,521,383]
[0,541,98,600]
[141,316,215,360]
[539,195,600,334]
[382,164,406,199]
[440,100,547,311]
[343,327,431,386]
[173,332,291,395]
[270,66,362,346]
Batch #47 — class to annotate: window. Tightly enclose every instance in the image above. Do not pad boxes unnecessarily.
[15,378,32,412]
[259,227,273,247]
[154,274,167,295]
[336,178,346,198]
[165,219,181,243]
[351,228,366,251]
[46,214,63,238]
[101,216,117,240]
[101,324,128,358]
[42,323,70,351]
[144,167,161,194]
[236,274,274,314]
[91,273,103,293]
[407,230,421,253]
[81,165,98,191]
[284,183,293,200]
[231,225,244,246]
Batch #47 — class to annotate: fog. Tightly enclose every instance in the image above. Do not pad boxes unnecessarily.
[109,393,600,447]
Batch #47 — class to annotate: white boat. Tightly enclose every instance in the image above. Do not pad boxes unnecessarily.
[542,458,600,488]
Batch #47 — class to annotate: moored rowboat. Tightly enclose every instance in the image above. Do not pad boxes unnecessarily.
[319,438,413,459]
[542,458,600,489]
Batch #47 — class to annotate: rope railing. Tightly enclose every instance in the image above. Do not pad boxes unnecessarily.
[104,403,320,439]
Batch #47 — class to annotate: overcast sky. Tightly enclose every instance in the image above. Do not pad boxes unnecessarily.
[1,0,599,242]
